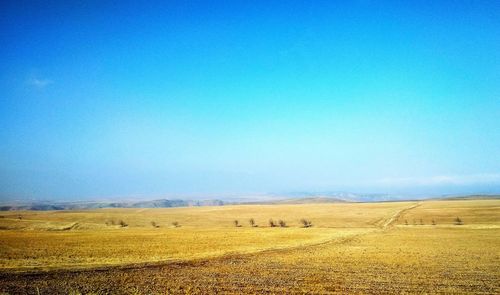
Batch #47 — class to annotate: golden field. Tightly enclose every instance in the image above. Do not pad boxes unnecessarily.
[0,199,499,294]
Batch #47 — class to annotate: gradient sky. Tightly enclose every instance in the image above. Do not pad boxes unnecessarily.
[1,1,499,200]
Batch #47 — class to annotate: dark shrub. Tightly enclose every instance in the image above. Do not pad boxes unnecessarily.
[300,219,312,228]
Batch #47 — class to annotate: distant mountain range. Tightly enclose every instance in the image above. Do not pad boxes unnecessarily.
[0,193,498,211]
[0,199,224,211]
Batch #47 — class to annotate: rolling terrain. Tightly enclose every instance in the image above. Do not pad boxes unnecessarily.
[0,199,499,294]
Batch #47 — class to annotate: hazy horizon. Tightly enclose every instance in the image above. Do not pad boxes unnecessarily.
[1,1,499,201]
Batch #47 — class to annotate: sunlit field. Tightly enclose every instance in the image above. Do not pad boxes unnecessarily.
[0,199,499,294]
[0,202,411,271]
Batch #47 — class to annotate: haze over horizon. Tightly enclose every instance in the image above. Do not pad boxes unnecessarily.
[1,1,499,201]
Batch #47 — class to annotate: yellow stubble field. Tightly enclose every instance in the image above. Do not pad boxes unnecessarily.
[0,199,498,294]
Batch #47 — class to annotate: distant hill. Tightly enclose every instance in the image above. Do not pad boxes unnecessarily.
[1,194,498,211]
[0,199,224,211]
[0,196,347,211]
[235,197,347,205]
[434,194,500,201]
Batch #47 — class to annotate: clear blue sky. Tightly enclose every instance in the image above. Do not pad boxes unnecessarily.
[1,1,499,200]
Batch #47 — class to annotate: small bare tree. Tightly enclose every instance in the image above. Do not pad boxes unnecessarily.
[233,220,240,227]
[278,220,287,227]
[249,218,256,227]
[300,219,312,228]
[269,219,276,227]
[118,220,128,227]
[171,221,179,227]
[151,221,159,228]
[432,219,436,225]
[454,217,463,225]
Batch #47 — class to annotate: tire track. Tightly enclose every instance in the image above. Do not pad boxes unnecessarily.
[381,202,421,228]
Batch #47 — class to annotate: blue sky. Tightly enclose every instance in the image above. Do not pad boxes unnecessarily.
[1,1,499,200]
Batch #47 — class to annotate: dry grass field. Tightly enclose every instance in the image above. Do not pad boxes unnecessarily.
[0,199,499,294]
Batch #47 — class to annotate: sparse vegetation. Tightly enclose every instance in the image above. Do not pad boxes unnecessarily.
[118,220,128,227]
[268,219,276,227]
[300,218,312,228]
[171,221,179,227]
[233,220,240,227]
[151,221,159,228]
[249,218,256,227]
[432,219,436,225]
[454,217,463,225]
[278,220,287,227]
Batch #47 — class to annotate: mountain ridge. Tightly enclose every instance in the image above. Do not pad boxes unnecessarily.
[1,193,499,211]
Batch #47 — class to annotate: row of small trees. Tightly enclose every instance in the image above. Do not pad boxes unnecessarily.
[150,221,180,228]
[105,218,313,228]
[107,217,464,228]
[105,219,128,227]
[105,220,180,228]
[404,217,463,225]
[234,218,313,228]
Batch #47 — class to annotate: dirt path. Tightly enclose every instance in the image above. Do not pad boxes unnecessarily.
[259,202,422,258]
[381,202,421,228]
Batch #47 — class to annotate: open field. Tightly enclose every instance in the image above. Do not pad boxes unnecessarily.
[0,201,414,230]
[397,199,500,227]
[0,199,499,294]
[0,228,369,271]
